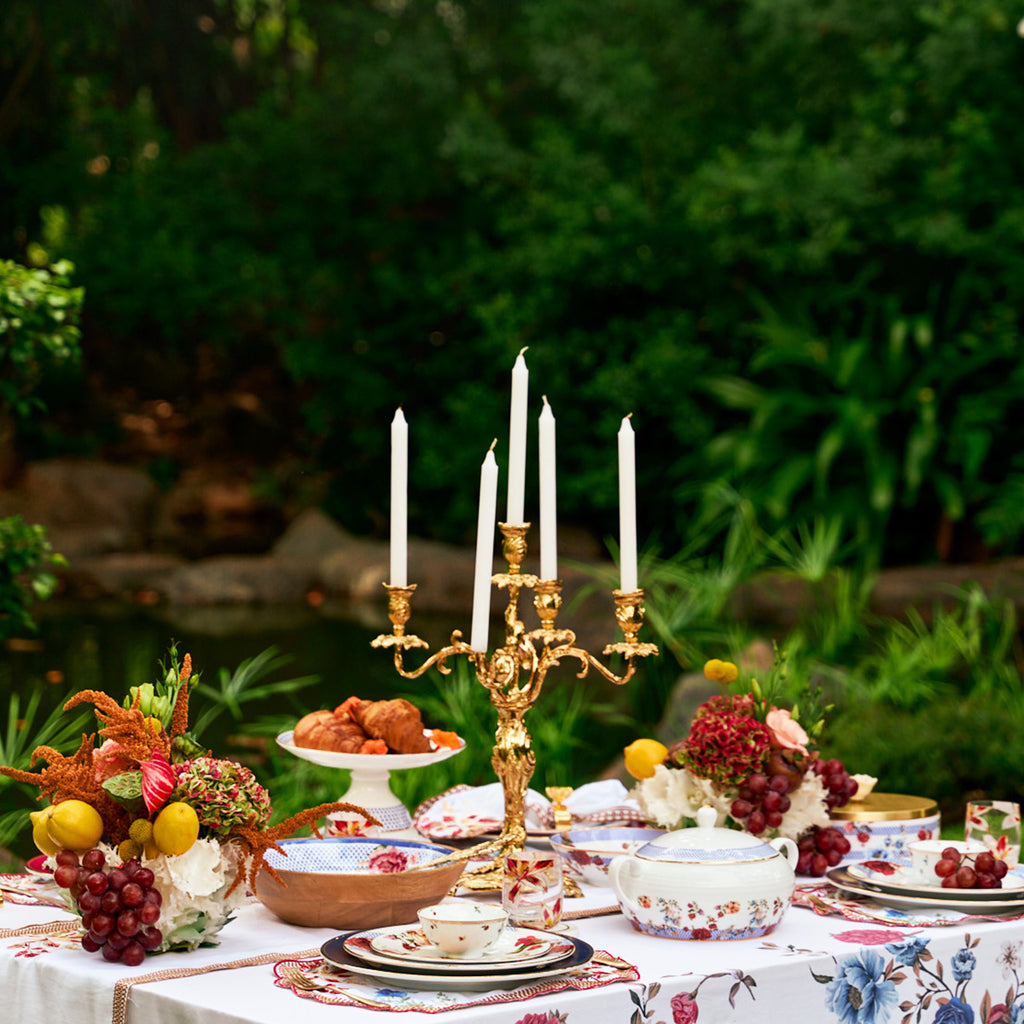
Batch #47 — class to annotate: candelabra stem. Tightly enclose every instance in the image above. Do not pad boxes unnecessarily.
[373,522,658,891]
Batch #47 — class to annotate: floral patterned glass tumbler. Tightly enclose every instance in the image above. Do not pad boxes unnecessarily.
[502,850,564,929]
[965,801,1021,868]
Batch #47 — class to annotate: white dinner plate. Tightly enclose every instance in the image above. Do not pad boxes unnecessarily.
[848,860,1024,900]
[345,925,575,972]
[276,729,465,769]
[321,934,594,992]
[827,866,1024,913]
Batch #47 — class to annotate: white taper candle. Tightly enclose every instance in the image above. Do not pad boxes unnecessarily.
[390,407,408,587]
[618,414,638,592]
[506,347,529,525]
[539,396,558,580]
[470,441,499,652]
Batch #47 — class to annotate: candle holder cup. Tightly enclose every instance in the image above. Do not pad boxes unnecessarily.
[372,521,658,889]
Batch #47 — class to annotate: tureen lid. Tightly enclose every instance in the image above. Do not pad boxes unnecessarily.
[635,805,781,863]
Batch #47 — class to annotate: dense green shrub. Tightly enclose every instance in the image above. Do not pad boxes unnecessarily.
[4,1,1024,566]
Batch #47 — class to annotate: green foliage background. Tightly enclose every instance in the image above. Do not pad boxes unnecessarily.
[3,0,1024,565]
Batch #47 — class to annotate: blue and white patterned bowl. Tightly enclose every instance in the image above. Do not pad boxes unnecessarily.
[257,837,463,930]
[263,836,455,874]
[548,827,666,887]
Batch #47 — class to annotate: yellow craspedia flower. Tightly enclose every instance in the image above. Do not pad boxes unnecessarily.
[703,658,738,685]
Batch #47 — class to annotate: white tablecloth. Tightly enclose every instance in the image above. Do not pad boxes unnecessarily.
[5,881,1024,1023]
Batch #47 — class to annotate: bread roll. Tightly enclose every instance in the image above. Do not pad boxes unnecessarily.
[351,698,432,754]
[293,710,368,753]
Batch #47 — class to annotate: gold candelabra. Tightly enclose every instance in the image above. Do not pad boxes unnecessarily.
[372,522,658,885]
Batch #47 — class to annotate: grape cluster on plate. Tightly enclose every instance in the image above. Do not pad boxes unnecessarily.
[52,849,163,964]
[934,847,1009,889]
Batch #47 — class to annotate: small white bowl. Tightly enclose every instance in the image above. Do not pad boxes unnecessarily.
[417,901,509,957]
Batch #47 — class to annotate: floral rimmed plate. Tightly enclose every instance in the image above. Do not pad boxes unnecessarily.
[277,730,465,770]
[346,926,574,972]
[322,933,594,992]
[827,866,1024,913]
[848,859,1024,899]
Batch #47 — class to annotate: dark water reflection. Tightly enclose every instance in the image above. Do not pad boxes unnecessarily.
[1,599,458,727]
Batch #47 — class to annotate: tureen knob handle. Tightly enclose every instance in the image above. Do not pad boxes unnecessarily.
[695,804,718,829]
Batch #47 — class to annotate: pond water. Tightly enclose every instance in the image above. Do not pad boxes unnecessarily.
[0,598,460,738]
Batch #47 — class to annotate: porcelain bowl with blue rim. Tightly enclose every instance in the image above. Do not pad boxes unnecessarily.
[548,827,666,887]
[256,837,463,929]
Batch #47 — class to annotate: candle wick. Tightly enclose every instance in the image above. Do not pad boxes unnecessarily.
[542,394,549,407]
[518,345,529,358]
[489,438,497,452]
[626,412,633,420]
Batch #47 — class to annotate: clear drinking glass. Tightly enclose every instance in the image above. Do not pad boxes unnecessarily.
[501,849,563,929]
[965,801,1021,869]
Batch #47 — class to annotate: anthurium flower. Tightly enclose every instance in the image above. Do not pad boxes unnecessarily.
[140,748,176,815]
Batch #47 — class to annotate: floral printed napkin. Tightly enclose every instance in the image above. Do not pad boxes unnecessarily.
[413,782,643,840]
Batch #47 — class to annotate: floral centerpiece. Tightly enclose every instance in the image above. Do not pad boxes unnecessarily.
[1,648,372,964]
[625,654,861,876]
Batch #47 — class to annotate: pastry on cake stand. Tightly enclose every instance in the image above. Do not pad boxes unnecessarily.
[276,729,465,832]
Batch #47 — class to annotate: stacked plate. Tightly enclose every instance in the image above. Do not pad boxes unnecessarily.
[321,923,593,991]
[827,859,1024,913]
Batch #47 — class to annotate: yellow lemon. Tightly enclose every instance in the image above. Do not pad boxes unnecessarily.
[29,806,60,856]
[152,802,200,856]
[46,799,104,851]
[623,738,669,780]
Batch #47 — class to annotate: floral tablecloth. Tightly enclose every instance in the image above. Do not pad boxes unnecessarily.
[5,874,1024,1024]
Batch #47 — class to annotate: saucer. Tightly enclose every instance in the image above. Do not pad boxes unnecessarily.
[345,925,575,973]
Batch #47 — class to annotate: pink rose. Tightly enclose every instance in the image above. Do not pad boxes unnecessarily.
[765,708,809,755]
[93,739,131,783]
[671,992,699,1024]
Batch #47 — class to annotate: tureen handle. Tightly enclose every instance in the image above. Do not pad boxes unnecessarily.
[769,836,799,871]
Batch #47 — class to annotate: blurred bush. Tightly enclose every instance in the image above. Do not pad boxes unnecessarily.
[2,1,1024,566]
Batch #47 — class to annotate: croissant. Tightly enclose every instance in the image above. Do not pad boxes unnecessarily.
[351,698,432,754]
[293,710,368,753]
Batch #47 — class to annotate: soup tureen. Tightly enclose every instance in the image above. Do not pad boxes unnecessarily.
[608,805,798,940]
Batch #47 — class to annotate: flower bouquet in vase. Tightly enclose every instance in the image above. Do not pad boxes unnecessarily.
[625,653,862,876]
[1,647,372,964]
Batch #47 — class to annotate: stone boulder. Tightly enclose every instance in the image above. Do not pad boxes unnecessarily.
[0,459,157,558]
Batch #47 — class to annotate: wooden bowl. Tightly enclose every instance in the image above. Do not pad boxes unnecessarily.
[255,837,464,930]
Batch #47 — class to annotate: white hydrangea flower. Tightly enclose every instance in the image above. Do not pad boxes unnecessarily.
[776,771,830,841]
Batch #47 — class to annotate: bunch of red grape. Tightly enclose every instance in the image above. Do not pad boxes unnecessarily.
[934,847,1008,889]
[796,826,852,876]
[53,848,164,965]
[810,757,860,809]
[730,772,794,835]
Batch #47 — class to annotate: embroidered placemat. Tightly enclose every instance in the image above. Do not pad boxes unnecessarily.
[273,950,639,1013]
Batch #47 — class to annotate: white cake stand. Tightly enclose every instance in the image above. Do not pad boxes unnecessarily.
[276,729,465,832]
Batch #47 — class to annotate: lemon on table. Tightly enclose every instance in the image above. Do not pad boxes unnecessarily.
[46,799,105,851]
[624,738,669,780]
[152,802,200,856]
[29,806,60,856]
